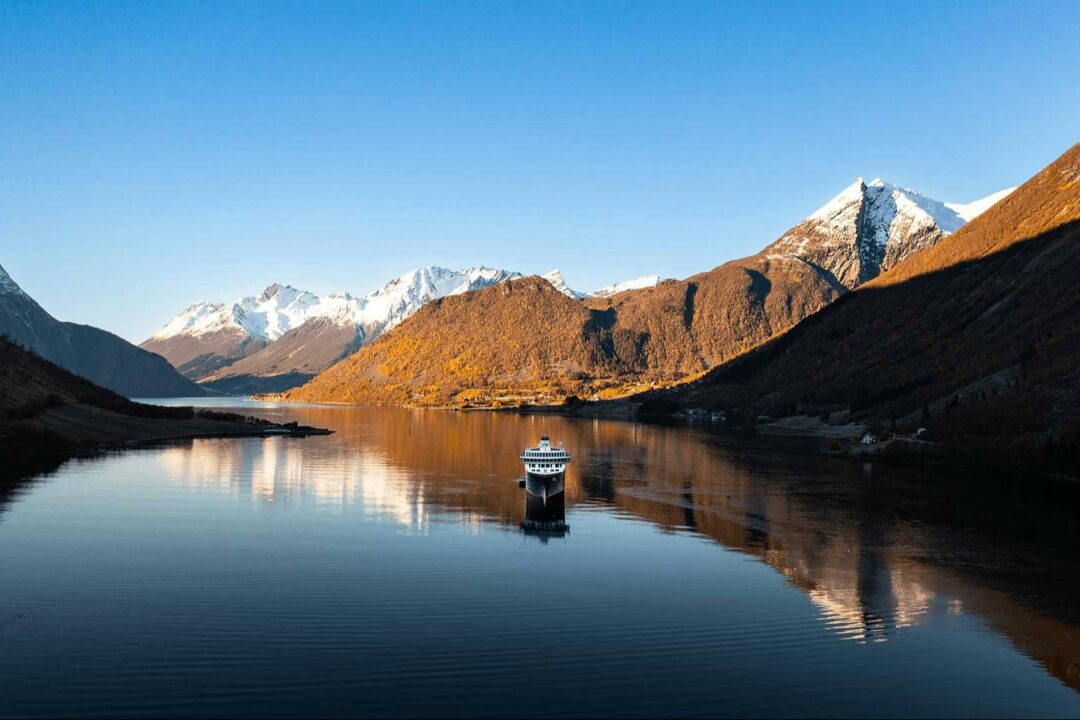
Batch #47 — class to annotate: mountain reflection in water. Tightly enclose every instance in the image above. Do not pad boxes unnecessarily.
[169,408,1080,669]
[1,404,1078,717]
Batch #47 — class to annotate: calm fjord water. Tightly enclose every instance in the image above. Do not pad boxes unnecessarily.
[1,403,1079,718]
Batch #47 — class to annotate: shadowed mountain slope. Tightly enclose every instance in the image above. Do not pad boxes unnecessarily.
[0,337,324,465]
[0,265,204,398]
[666,141,1080,461]
[0,335,168,416]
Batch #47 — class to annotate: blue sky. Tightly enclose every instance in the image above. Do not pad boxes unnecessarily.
[2,1,1078,342]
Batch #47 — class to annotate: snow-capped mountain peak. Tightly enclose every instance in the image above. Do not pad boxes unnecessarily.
[808,178,867,224]
[457,266,520,294]
[150,301,229,340]
[769,177,1015,288]
[256,282,308,304]
[353,266,520,332]
[808,177,962,235]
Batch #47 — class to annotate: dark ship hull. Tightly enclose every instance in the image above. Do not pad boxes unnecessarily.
[524,471,565,500]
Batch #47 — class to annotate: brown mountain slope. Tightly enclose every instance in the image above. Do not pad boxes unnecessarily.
[140,327,267,380]
[595,254,843,372]
[667,141,1080,460]
[281,177,1009,408]
[280,257,845,407]
[199,317,364,394]
[282,277,617,406]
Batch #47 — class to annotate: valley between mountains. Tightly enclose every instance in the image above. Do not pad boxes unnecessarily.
[6,142,1079,479]
[142,176,1012,402]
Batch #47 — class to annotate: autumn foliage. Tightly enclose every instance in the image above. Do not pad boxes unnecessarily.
[282,249,846,408]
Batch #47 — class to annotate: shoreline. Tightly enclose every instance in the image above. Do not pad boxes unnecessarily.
[502,400,1080,488]
[241,394,1080,488]
[1,404,332,479]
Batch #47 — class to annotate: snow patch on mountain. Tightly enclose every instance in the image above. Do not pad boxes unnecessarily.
[0,264,30,298]
[542,270,590,299]
[945,186,1018,222]
[592,275,663,297]
[543,270,664,299]
[807,178,868,227]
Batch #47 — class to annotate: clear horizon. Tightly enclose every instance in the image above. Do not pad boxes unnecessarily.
[2,0,1079,342]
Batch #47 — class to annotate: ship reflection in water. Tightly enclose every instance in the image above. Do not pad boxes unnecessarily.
[522,490,568,543]
[1,404,1078,717]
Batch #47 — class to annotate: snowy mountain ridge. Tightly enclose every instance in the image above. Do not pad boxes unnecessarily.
[151,266,522,344]
[146,177,1013,387]
[592,275,664,297]
[541,270,664,299]
[154,265,668,345]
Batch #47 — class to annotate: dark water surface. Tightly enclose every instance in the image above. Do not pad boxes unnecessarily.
[1,402,1079,718]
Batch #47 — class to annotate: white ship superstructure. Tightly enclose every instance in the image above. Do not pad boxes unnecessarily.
[520,435,570,500]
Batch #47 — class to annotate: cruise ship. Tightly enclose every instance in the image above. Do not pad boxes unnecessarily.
[519,435,571,501]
